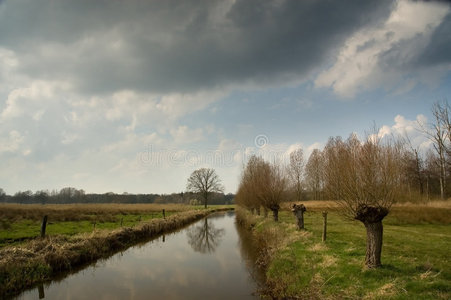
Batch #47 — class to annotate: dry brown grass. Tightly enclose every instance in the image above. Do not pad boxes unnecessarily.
[281,200,451,224]
[280,201,338,212]
[0,203,190,222]
[0,207,231,298]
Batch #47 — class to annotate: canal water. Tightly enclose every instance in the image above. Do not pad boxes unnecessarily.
[16,211,263,300]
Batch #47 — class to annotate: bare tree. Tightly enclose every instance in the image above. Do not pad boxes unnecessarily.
[418,101,449,199]
[260,160,289,222]
[424,150,441,199]
[186,168,224,208]
[324,133,404,268]
[288,148,305,202]
[235,156,265,215]
[235,155,289,221]
[400,133,425,198]
[305,149,324,200]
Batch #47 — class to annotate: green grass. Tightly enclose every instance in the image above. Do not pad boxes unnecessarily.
[244,209,451,299]
[0,212,176,247]
[0,204,234,247]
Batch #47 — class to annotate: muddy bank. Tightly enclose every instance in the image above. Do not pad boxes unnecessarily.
[0,208,232,298]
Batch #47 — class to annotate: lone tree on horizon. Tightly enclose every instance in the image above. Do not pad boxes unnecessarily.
[186,168,224,208]
[324,133,404,268]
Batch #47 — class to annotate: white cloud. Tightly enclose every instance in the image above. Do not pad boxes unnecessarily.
[315,1,450,98]
[0,130,24,154]
[170,126,205,145]
[0,77,223,193]
[378,114,431,151]
[156,90,226,120]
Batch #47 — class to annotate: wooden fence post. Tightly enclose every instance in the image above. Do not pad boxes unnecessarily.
[162,209,165,219]
[322,211,328,242]
[38,284,45,299]
[40,215,48,238]
[120,218,123,227]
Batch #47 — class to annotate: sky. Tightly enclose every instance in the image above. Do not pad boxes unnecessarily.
[0,0,450,195]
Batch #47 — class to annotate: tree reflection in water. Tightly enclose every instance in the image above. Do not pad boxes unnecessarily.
[186,218,225,254]
[235,220,267,290]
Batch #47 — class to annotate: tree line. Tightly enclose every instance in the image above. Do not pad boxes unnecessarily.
[0,187,234,205]
[300,101,451,202]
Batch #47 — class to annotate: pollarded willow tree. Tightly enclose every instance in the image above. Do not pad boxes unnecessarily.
[235,155,288,221]
[324,133,404,268]
[186,168,224,208]
[261,160,289,222]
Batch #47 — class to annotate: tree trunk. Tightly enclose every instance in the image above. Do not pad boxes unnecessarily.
[272,209,279,222]
[295,211,304,229]
[292,204,306,230]
[355,205,388,268]
[364,221,383,268]
[256,206,261,216]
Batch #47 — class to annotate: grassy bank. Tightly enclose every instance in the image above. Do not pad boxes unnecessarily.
[237,202,451,299]
[0,203,195,247]
[0,206,232,298]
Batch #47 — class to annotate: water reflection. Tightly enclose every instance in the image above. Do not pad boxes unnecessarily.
[16,212,260,300]
[235,221,266,289]
[186,218,225,254]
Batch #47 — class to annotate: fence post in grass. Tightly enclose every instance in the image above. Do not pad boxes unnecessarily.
[38,284,45,299]
[120,218,123,227]
[93,221,96,231]
[40,215,48,238]
[322,211,328,242]
[162,209,165,219]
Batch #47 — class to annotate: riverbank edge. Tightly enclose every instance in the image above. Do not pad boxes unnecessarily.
[0,207,232,298]
[235,207,302,299]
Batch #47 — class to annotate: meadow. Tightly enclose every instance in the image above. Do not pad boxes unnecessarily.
[0,203,196,247]
[237,201,451,299]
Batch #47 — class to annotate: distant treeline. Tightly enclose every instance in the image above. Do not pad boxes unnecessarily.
[0,187,234,205]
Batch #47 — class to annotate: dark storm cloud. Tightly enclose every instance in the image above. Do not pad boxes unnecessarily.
[415,11,451,67]
[0,0,396,94]
[376,7,451,74]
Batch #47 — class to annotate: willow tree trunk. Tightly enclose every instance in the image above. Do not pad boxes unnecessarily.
[292,204,306,230]
[272,209,279,222]
[355,205,388,269]
[364,221,383,268]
